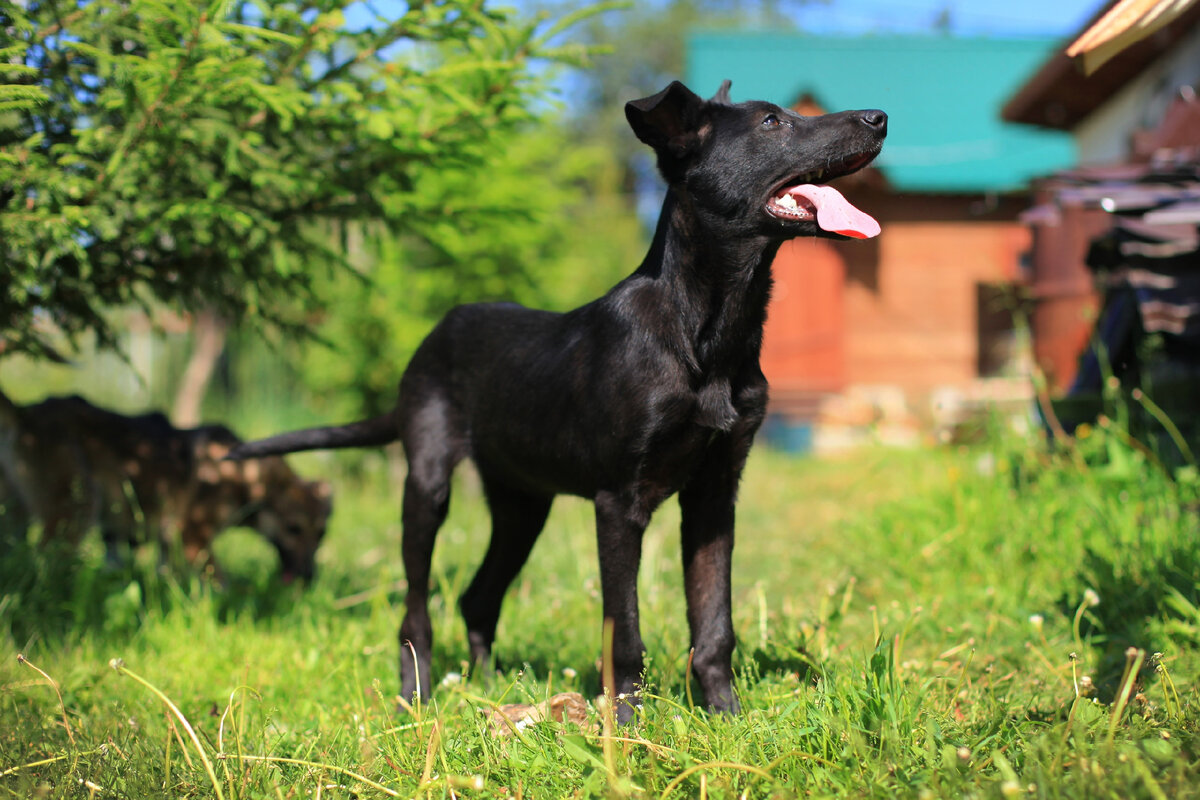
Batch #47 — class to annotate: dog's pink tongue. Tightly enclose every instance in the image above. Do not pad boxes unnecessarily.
[789,184,880,239]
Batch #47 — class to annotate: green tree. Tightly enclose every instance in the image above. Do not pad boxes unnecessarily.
[293,119,646,420]
[0,0,603,359]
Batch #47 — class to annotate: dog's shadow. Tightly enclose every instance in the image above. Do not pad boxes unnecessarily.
[0,529,302,643]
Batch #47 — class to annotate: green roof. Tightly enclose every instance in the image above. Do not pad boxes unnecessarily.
[686,33,1076,193]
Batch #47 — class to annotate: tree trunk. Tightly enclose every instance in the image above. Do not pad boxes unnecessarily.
[173,310,227,427]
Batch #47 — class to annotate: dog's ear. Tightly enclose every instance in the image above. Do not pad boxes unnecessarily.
[711,79,733,105]
[625,81,710,162]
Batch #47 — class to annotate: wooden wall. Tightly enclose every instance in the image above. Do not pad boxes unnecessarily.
[760,191,1032,413]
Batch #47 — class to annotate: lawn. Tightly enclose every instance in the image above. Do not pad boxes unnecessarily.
[3,427,1199,798]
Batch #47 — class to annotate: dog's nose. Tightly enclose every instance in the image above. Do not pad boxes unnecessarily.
[860,110,887,133]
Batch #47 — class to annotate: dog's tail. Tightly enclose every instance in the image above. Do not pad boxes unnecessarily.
[226,411,399,460]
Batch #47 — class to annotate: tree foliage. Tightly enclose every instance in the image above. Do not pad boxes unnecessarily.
[0,0,604,359]
[293,121,646,419]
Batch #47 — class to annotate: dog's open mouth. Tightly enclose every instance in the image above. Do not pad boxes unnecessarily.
[765,161,880,239]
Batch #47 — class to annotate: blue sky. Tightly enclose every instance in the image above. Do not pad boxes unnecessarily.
[349,1,1107,39]
[794,0,1102,38]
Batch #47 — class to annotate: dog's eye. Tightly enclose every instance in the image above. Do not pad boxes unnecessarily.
[761,114,791,129]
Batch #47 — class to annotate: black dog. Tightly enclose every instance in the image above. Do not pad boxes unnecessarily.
[230,80,885,720]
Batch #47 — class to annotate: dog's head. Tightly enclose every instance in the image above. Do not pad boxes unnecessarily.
[256,476,333,584]
[625,80,886,241]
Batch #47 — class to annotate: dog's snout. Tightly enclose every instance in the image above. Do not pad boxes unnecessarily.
[860,109,887,133]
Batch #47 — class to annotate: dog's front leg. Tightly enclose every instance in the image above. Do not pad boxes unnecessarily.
[594,489,651,723]
[678,436,751,715]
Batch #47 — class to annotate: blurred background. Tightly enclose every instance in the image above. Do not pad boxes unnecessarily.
[3,0,1198,456]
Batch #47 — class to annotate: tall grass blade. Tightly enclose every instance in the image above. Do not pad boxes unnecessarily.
[1105,648,1145,748]
[110,659,226,800]
[17,654,75,747]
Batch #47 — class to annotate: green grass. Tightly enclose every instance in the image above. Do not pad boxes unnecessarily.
[3,431,1200,798]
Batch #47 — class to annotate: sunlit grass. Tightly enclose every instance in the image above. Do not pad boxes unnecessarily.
[3,433,1199,798]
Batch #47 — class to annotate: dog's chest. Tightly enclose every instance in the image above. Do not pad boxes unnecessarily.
[692,378,737,431]
[632,379,747,476]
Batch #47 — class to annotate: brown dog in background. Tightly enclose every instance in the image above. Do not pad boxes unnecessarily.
[0,390,331,581]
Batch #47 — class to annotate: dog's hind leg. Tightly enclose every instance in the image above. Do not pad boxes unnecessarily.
[459,479,552,672]
[398,394,465,705]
